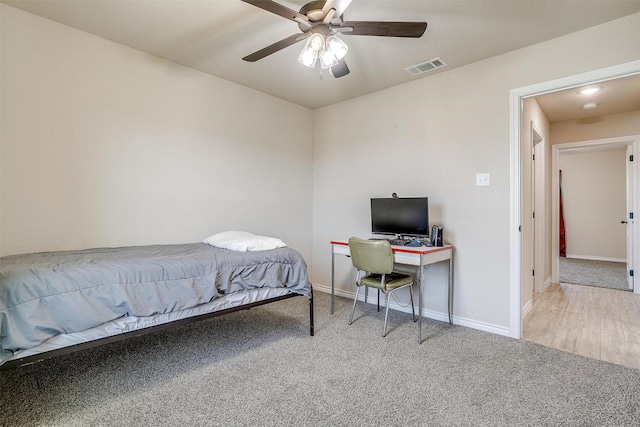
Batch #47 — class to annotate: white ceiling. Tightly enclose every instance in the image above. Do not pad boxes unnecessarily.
[3,0,640,114]
[535,74,640,123]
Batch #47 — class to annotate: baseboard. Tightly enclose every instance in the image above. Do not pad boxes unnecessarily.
[565,254,626,263]
[452,315,510,337]
[536,276,551,293]
[533,276,551,294]
[312,283,511,337]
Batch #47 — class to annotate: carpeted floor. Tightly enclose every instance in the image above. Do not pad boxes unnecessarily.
[559,257,629,291]
[1,291,639,426]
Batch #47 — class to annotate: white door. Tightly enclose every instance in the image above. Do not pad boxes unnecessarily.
[626,144,635,291]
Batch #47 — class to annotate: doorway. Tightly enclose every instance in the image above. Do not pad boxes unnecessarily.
[552,138,635,292]
[508,60,640,339]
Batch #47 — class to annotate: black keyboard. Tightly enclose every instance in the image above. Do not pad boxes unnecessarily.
[370,238,431,247]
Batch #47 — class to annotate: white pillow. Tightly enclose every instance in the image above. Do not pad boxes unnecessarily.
[203,231,287,252]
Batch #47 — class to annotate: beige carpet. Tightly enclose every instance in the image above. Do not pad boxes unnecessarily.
[1,291,639,426]
[559,257,628,291]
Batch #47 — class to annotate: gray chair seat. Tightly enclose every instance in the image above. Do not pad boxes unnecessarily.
[360,272,413,291]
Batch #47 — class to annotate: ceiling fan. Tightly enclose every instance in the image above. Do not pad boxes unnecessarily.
[241,0,427,78]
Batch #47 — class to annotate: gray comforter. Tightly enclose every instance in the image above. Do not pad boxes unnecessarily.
[0,243,311,363]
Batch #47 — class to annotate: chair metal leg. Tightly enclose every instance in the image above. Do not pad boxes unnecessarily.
[410,284,418,322]
[349,286,361,325]
[383,293,391,337]
[377,289,381,312]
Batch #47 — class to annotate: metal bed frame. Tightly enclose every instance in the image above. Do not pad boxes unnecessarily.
[1,289,314,371]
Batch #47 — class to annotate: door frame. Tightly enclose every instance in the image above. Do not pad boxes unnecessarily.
[509,59,640,339]
[627,143,636,290]
[531,123,546,293]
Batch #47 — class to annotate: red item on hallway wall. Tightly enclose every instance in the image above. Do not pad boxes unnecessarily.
[559,170,566,257]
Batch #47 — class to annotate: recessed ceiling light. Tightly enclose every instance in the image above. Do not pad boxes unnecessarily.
[578,86,602,95]
[583,102,598,110]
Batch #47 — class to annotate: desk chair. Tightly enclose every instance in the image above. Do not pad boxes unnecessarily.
[347,237,418,337]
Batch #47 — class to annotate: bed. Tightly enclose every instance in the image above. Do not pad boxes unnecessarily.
[0,235,314,370]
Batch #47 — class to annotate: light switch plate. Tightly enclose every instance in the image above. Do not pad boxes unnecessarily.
[476,173,490,186]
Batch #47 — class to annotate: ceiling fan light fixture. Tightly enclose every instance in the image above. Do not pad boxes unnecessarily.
[298,33,325,68]
[300,33,348,70]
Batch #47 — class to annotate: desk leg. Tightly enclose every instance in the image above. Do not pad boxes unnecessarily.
[448,255,453,325]
[418,260,423,344]
[331,248,335,314]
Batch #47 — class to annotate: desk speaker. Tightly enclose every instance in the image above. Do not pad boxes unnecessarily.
[431,226,443,247]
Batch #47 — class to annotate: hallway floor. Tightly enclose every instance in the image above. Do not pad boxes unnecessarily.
[524,282,640,369]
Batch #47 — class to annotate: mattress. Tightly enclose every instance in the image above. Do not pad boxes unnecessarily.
[0,243,312,365]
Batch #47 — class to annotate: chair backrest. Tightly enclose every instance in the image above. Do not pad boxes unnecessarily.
[348,237,394,275]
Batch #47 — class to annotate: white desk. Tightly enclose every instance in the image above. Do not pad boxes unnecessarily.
[330,240,454,344]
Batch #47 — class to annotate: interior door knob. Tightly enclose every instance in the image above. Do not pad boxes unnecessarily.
[621,220,628,224]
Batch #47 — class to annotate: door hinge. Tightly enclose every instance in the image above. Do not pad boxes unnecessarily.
[630,155,634,162]
[631,212,635,220]
[630,270,634,277]
[533,154,535,161]
[533,212,535,219]
[532,270,535,276]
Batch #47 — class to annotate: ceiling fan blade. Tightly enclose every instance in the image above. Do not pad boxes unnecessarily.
[340,21,427,38]
[323,0,352,18]
[241,0,310,24]
[331,59,350,78]
[243,33,308,62]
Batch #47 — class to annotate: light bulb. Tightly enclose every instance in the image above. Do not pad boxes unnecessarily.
[320,50,338,69]
[326,35,348,60]
[298,48,317,68]
[578,86,601,95]
[308,33,325,52]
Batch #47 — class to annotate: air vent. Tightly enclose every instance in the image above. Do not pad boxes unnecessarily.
[405,57,448,76]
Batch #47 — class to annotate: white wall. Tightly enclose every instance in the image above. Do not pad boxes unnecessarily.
[558,148,627,261]
[551,110,640,144]
[3,3,639,334]
[521,98,551,307]
[312,13,640,332]
[0,5,314,259]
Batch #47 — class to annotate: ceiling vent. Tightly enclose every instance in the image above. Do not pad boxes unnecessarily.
[405,57,448,76]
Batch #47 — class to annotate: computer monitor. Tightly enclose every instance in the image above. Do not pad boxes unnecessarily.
[370,197,429,237]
